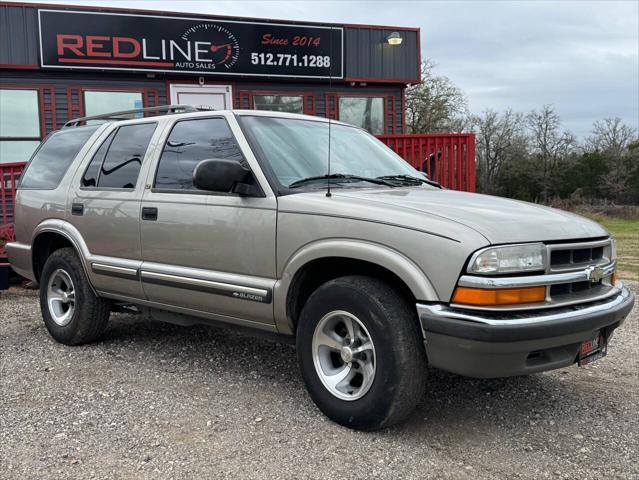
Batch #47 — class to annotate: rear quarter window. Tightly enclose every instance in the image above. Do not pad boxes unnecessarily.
[19,126,99,189]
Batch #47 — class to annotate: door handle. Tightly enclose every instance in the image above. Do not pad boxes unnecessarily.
[71,203,84,216]
[141,207,158,221]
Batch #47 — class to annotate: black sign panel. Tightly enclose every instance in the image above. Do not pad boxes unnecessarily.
[38,10,343,78]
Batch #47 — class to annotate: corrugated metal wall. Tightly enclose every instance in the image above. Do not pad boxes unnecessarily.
[345,28,419,81]
[0,5,39,65]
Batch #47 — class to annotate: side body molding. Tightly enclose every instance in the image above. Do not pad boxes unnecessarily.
[273,239,438,335]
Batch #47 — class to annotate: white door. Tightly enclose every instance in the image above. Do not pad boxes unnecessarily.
[169,84,233,110]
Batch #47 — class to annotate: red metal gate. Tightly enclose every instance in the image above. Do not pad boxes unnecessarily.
[0,162,24,260]
[377,133,476,192]
[1,162,23,225]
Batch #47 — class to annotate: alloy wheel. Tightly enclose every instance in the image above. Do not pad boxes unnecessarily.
[312,310,376,401]
[46,269,76,327]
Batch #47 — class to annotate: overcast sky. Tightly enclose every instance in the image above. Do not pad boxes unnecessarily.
[16,0,639,139]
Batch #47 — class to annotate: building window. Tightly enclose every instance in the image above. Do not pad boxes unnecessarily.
[254,95,304,114]
[83,91,144,118]
[338,97,384,134]
[0,89,41,164]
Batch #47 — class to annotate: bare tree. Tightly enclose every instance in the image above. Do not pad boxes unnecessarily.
[587,117,636,154]
[526,105,575,200]
[405,60,468,133]
[585,117,638,200]
[471,109,527,194]
[401,60,637,203]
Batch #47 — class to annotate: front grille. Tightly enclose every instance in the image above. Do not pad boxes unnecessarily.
[550,245,605,269]
[545,239,615,306]
[550,279,604,297]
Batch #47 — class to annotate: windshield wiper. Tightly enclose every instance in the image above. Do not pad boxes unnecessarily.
[289,173,396,189]
[376,174,442,188]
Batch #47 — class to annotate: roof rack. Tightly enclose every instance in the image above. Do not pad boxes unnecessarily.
[63,104,215,128]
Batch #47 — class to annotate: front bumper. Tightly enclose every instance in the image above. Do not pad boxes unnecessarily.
[417,287,635,378]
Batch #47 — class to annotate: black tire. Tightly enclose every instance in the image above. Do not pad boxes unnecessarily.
[296,275,426,430]
[39,247,110,345]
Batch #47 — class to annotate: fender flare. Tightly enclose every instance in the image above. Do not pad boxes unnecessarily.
[273,238,438,335]
[31,219,96,292]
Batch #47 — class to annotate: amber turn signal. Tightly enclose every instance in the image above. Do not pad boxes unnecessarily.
[452,286,546,306]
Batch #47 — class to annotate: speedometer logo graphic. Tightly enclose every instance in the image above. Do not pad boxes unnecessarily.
[182,23,240,68]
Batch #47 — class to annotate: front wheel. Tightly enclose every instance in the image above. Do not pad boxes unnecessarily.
[296,275,426,430]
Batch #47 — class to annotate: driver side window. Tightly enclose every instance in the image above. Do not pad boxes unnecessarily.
[154,118,243,191]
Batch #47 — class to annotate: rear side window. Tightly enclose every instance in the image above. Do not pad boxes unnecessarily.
[154,118,243,190]
[19,126,99,189]
[83,123,156,189]
[82,131,115,187]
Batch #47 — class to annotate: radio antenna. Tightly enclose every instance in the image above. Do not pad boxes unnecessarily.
[326,26,333,197]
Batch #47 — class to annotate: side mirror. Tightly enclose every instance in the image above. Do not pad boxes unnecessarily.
[192,158,257,195]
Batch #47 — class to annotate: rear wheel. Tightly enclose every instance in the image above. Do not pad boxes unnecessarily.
[39,248,110,345]
[297,275,426,430]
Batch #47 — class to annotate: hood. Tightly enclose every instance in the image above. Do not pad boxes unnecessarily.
[318,188,608,244]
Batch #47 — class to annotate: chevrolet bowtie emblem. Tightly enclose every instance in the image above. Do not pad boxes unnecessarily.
[586,265,605,283]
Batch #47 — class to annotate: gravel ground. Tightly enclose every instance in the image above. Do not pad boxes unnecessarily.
[1,281,637,480]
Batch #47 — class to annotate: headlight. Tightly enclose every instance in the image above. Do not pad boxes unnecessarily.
[468,243,546,275]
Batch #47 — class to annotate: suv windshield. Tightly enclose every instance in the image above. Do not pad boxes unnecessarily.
[240,115,430,191]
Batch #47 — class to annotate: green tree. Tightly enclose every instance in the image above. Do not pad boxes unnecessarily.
[556,152,610,200]
[494,155,541,201]
[623,140,639,204]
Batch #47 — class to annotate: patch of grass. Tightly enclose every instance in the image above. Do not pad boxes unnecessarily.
[587,215,638,280]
